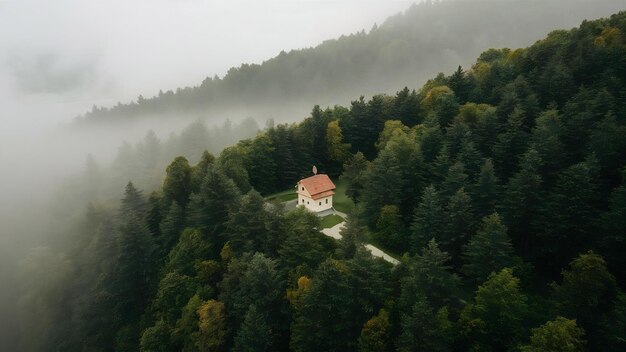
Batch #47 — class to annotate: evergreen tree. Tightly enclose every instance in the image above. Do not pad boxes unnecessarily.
[278,208,330,269]
[460,268,528,351]
[408,239,460,309]
[440,161,468,199]
[601,168,626,281]
[501,148,543,256]
[163,156,192,210]
[442,188,474,266]
[158,201,185,258]
[290,259,360,352]
[410,185,444,253]
[225,190,268,255]
[164,228,211,276]
[530,109,565,184]
[394,87,422,126]
[374,205,406,252]
[187,165,240,250]
[540,161,599,273]
[140,320,171,352]
[246,134,277,195]
[111,213,158,351]
[463,213,516,284]
[340,152,369,202]
[146,192,163,239]
[552,252,617,349]
[233,305,272,352]
[120,181,147,218]
[472,158,499,218]
[493,107,529,178]
[520,317,586,352]
[397,295,453,352]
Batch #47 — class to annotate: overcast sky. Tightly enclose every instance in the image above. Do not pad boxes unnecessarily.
[0,0,414,129]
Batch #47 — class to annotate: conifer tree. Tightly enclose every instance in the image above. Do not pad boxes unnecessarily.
[187,165,240,249]
[463,213,516,284]
[493,107,530,178]
[225,190,268,255]
[158,201,185,258]
[340,152,370,202]
[163,156,192,210]
[410,186,444,253]
[233,305,272,352]
[442,188,474,266]
[473,158,499,218]
[397,295,453,352]
[460,268,528,351]
[520,317,586,352]
[501,148,543,255]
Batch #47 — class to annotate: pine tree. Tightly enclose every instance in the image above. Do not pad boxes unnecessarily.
[440,161,468,199]
[225,190,268,255]
[493,107,530,179]
[158,201,185,258]
[120,181,147,218]
[540,161,599,274]
[340,152,369,202]
[552,252,617,349]
[397,295,453,352]
[463,213,516,284]
[290,260,360,352]
[460,268,528,351]
[233,305,272,352]
[442,188,474,267]
[501,148,543,256]
[187,165,240,249]
[473,159,499,218]
[410,185,444,253]
[410,239,460,309]
[163,156,192,210]
[520,317,586,352]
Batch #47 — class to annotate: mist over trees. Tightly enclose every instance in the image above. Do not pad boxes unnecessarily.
[76,0,625,125]
[12,10,626,351]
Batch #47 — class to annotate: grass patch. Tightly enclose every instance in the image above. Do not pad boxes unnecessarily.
[320,214,345,229]
[332,180,355,213]
[265,188,297,202]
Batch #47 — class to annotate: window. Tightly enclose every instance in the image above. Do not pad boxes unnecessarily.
[325,199,328,204]
[307,201,309,205]
[302,199,304,203]
[319,202,321,206]
[301,187,304,191]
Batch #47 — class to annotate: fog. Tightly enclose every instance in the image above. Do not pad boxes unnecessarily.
[0,0,412,232]
[2,0,625,349]
[0,1,413,349]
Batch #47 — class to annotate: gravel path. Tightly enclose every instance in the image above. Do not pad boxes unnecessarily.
[320,220,399,265]
[279,200,399,265]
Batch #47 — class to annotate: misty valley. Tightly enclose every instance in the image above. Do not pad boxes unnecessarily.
[1,1,626,351]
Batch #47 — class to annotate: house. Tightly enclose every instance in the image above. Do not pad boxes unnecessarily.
[296,172,336,213]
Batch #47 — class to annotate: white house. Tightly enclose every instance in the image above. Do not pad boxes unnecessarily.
[296,173,336,213]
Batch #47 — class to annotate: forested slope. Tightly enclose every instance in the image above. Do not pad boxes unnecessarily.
[76,0,625,124]
[18,10,626,352]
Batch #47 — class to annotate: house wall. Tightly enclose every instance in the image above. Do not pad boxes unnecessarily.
[297,194,333,212]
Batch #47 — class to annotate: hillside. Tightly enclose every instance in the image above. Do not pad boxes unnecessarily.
[17,9,626,352]
[77,0,625,124]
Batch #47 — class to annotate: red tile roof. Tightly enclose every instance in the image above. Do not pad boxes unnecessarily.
[299,174,336,198]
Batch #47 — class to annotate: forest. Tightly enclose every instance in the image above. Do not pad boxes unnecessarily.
[17,10,626,352]
[75,0,625,125]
